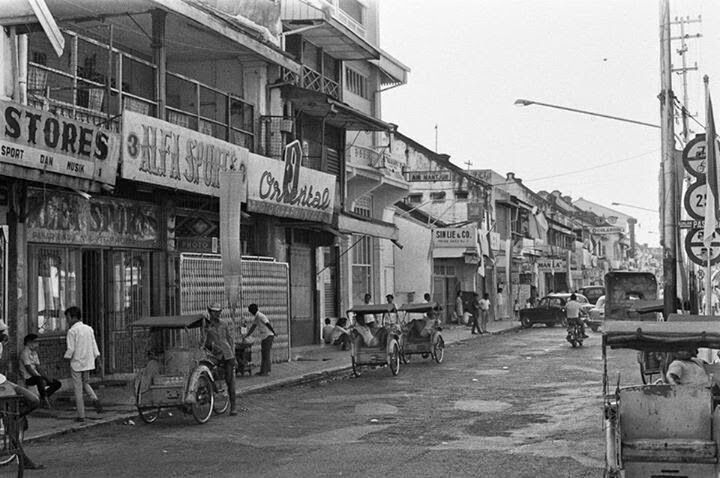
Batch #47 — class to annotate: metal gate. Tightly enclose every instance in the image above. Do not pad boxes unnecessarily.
[179,254,291,362]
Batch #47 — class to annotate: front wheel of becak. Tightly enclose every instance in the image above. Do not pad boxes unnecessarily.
[136,382,160,424]
[389,343,400,376]
[433,337,445,363]
[191,373,214,424]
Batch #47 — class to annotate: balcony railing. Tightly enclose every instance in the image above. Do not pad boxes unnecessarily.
[321,0,367,38]
[27,29,255,149]
[283,65,340,100]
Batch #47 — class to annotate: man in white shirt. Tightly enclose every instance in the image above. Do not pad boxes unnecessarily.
[243,304,276,376]
[565,294,588,340]
[64,306,103,422]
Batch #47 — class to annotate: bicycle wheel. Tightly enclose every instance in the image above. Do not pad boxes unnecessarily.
[0,417,22,467]
[191,373,214,424]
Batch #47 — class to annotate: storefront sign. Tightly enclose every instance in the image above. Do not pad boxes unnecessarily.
[246,141,336,224]
[405,170,451,182]
[176,237,218,253]
[26,188,160,248]
[0,100,119,185]
[537,258,567,271]
[122,111,247,197]
[590,226,624,235]
[433,225,477,248]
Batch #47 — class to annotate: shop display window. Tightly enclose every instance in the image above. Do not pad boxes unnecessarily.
[34,247,79,334]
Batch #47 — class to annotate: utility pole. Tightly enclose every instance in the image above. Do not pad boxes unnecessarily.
[670,14,701,313]
[434,124,438,152]
[660,0,678,319]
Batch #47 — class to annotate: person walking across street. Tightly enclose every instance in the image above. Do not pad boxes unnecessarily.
[63,306,103,422]
[470,292,481,335]
[244,304,276,376]
[204,302,238,416]
[21,333,61,408]
[479,293,491,334]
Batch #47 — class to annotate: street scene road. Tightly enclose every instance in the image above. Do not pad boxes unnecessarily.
[22,328,639,478]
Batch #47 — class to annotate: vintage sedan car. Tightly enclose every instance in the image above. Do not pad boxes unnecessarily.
[578,285,604,305]
[519,293,590,328]
[587,295,605,332]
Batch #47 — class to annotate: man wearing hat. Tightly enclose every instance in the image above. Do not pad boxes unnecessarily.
[205,302,237,416]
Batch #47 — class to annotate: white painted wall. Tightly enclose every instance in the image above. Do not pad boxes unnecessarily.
[394,213,432,305]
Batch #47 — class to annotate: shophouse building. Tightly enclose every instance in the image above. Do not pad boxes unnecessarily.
[573,198,636,272]
[278,0,410,331]
[391,132,493,321]
[0,0,407,381]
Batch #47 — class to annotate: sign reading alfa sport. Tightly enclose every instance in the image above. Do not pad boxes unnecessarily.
[121,111,248,196]
[246,141,336,223]
[0,100,119,185]
[433,225,477,248]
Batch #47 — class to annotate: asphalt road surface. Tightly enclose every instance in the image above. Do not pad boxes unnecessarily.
[20,327,642,478]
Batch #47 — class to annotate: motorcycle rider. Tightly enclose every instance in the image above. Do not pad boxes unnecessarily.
[565,293,589,341]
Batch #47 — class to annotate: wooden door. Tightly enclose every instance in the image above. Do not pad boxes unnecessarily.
[290,246,315,346]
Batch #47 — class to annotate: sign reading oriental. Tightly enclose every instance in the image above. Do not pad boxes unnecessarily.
[0,100,119,185]
[121,111,248,196]
[246,141,335,223]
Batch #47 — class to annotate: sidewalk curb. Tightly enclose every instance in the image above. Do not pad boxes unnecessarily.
[24,324,522,444]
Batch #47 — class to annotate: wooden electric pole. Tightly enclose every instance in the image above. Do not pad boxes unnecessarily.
[660,0,678,319]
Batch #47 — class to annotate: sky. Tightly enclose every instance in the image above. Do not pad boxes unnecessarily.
[378,0,720,247]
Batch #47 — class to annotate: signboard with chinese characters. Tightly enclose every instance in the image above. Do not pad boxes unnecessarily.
[433,225,477,248]
[25,187,160,248]
[246,141,336,224]
[121,111,248,196]
[405,170,451,182]
[0,100,119,185]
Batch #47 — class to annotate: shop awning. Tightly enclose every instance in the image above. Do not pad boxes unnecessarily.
[338,213,398,241]
[283,87,393,131]
[433,248,468,259]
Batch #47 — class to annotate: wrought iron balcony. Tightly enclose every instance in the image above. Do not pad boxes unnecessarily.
[283,65,340,100]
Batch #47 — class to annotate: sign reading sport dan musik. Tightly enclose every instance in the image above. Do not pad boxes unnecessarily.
[121,111,248,196]
[0,100,119,185]
[246,141,336,223]
[433,225,477,248]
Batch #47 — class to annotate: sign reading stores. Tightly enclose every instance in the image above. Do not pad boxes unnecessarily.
[121,111,247,196]
[433,226,477,248]
[0,100,119,185]
[246,141,336,223]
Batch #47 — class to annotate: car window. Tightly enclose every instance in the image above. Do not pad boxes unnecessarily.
[550,298,564,307]
[538,298,549,307]
[576,295,588,304]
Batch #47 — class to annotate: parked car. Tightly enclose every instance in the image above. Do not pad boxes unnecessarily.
[587,295,605,332]
[578,285,605,305]
[519,293,590,328]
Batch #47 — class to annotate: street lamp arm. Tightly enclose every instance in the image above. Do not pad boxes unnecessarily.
[611,202,657,212]
[514,99,661,129]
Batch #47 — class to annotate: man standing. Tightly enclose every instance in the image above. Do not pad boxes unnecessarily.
[322,318,335,344]
[21,333,61,408]
[63,306,102,422]
[470,293,481,335]
[454,291,464,324]
[204,302,237,416]
[479,293,491,334]
[244,304,276,376]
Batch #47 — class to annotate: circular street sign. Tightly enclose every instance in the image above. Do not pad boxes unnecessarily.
[684,227,720,266]
[683,133,708,178]
[684,180,707,220]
